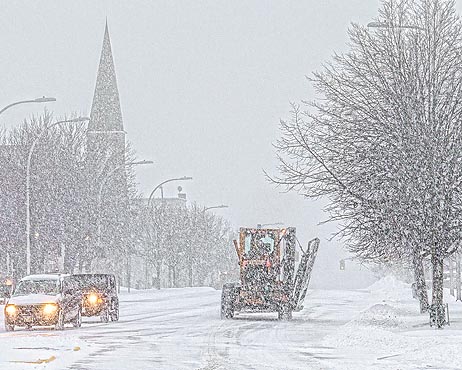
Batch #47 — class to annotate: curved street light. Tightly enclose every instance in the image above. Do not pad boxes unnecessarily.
[25,116,90,275]
[367,21,424,31]
[257,222,284,229]
[96,159,154,248]
[148,176,193,206]
[203,204,229,212]
[0,97,56,116]
[95,159,153,294]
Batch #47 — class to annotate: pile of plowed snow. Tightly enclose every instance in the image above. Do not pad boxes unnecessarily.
[352,303,411,328]
[367,275,411,301]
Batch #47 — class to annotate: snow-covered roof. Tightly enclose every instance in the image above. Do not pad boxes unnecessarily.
[21,274,69,281]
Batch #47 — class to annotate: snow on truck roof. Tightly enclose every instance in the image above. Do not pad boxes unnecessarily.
[21,274,70,281]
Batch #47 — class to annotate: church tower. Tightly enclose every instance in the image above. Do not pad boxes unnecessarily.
[86,22,128,262]
[87,21,126,168]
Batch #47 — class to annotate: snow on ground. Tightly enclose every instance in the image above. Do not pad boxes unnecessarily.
[1,278,462,369]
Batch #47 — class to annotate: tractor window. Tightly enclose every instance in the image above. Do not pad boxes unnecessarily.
[244,233,276,258]
[262,234,275,253]
[244,235,251,254]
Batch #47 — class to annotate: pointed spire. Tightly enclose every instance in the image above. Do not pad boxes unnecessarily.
[89,22,123,132]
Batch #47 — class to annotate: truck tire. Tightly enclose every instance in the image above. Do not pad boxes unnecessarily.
[55,310,65,330]
[73,308,82,328]
[221,283,236,319]
[278,304,292,321]
[5,322,14,331]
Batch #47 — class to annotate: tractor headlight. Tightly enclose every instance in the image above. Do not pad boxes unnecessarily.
[88,293,98,305]
[5,304,17,316]
[43,303,58,315]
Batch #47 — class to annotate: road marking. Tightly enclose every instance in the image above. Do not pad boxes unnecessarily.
[10,355,56,364]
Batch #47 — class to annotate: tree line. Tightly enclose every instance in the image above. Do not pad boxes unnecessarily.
[0,111,237,289]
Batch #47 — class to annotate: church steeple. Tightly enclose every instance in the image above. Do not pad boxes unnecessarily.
[89,22,123,132]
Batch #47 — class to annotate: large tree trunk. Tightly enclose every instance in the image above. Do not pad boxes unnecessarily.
[413,253,429,313]
[188,259,193,287]
[168,266,173,288]
[156,261,161,289]
[173,266,178,288]
[126,255,131,293]
[456,253,461,301]
[430,253,446,328]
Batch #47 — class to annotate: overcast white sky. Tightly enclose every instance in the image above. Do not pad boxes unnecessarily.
[4,0,454,287]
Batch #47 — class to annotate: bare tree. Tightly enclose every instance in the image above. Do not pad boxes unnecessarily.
[272,0,462,327]
[142,201,237,289]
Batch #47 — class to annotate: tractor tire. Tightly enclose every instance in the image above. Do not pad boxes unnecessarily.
[278,304,293,321]
[110,303,120,322]
[221,283,237,319]
[100,307,110,323]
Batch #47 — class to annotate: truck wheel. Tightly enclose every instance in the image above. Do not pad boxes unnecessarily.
[110,305,119,322]
[5,322,14,332]
[278,305,292,321]
[221,283,236,319]
[73,308,82,328]
[55,310,65,330]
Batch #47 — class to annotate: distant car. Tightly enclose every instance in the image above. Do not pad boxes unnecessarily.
[71,274,119,322]
[4,274,82,331]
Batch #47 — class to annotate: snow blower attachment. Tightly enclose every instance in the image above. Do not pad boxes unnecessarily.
[221,227,319,320]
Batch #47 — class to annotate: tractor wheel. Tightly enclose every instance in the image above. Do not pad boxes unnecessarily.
[100,307,110,323]
[278,304,292,321]
[221,283,236,319]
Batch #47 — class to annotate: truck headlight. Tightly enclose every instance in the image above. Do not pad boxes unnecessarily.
[5,304,17,315]
[43,303,58,315]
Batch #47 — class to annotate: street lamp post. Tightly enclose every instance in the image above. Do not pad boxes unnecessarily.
[146,176,193,288]
[204,205,229,212]
[188,204,229,286]
[148,176,193,205]
[0,97,56,116]
[96,160,153,294]
[25,116,90,275]
[367,21,424,31]
[96,159,153,249]
[257,222,284,229]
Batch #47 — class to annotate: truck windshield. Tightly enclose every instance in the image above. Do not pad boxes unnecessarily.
[13,280,59,296]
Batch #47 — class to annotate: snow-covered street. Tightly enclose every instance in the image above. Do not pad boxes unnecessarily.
[1,277,462,370]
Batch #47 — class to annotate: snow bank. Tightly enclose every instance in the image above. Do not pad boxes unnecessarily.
[366,275,411,300]
[319,274,462,369]
[352,303,405,328]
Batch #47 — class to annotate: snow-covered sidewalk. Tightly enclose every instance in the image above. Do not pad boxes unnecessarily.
[320,276,462,369]
[1,278,462,369]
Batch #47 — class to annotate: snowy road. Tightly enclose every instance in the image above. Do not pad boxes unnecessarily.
[2,279,462,369]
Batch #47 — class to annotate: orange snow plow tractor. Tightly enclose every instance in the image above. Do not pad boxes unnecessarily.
[221,227,319,320]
